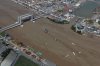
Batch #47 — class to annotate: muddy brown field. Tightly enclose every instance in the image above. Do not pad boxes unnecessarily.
[0,0,100,66]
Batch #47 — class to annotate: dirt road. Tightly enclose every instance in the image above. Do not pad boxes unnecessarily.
[0,0,100,66]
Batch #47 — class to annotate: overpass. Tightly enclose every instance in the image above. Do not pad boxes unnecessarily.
[0,0,63,32]
[0,14,40,32]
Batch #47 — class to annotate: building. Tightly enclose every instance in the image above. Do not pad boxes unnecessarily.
[0,43,7,54]
[1,51,19,66]
[63,0,78,4]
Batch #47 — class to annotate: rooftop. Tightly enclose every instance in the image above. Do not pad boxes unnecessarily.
[1,50,18,66]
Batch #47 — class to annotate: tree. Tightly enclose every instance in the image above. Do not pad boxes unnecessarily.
[98,21,100,25]
[1,49,12,58]
[87,19,94,24]
[71,25,76,32]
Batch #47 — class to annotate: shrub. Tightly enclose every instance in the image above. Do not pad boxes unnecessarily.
[71,25,76,32]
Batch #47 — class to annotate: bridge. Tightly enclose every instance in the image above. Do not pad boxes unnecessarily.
[0,14,40,32]
[0,0,64,32]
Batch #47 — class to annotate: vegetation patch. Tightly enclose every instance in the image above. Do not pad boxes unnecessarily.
[71,25,76,32]
[14,56,39,66]
[47,17,69,24]
[0,32,6,36]
[98,21,100,25]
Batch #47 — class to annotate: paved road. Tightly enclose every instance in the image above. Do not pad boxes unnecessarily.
[0,13,41,32]
[0,0,61,32]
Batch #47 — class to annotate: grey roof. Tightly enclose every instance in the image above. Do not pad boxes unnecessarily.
[0,46,7,54]
[0,44,7,54]
[0,43,4,48]
[1,51,18,66]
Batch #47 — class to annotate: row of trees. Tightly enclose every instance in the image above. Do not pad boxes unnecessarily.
[47,17,70,24]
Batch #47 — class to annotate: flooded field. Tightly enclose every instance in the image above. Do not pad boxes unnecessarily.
[1,0,100,66]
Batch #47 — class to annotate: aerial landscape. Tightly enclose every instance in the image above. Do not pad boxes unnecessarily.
[0,0,100,66]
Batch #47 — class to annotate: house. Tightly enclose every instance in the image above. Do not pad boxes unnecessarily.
[63,0,78,4]
[64,13,75,21]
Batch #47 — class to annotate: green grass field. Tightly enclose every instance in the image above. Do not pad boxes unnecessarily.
[14,56,39,66]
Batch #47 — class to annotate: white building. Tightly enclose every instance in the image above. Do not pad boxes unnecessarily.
[64,13,75,21]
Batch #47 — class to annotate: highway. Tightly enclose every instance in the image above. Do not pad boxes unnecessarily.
[0,0,60,33]
[0,14,40,32]
[0,0,50,32]
[0,21,21,32]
